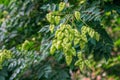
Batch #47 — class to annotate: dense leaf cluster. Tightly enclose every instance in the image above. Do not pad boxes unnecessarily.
[0,0,120,80]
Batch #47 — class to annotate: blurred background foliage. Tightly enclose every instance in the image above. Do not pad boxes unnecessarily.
[0,0,120,80]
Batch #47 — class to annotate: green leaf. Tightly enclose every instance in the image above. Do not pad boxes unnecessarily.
[50,45,56,55]
[49,24,55,33]
[79,62,84,71]
[74,11,81,21]
[84,60,92,68]
[59,2,65,11]
[65,55,72,65]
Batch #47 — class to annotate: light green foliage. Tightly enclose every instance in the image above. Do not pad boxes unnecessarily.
[18,38,40,51]
[50,24,77,65]
[65,55,72,65]
[59,2,66,11]
[21,40,34,51]
[0,49,12,69]
[46,12,54,24]
[81,26,100,41]
[49,24,55,33]
[46,8,100,67]
[55,16,61,25]
[75,52,92,70]
[46,13,61,25]
[74,11,81,21]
